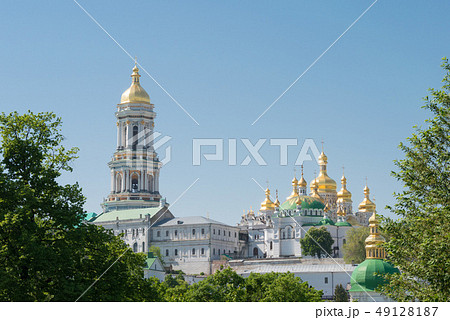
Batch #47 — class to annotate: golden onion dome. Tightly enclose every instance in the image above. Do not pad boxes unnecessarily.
[337,174,352,202]
[298,175,307,188]
[358,185,376,212]
[286,176,299,200]
[260,188,275,211]
[120,65,150,104]
[313,151,337,193]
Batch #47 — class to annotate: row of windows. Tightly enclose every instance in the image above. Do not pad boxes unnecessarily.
[122,228,145,237]
[156,228,237,238]
[166,248,206,256]
[164,248,233,257]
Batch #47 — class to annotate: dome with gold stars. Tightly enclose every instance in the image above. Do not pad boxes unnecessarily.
[120,65,151,104]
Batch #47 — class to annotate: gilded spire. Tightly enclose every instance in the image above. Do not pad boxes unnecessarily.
[274,189,280,207]
[365,212,386,259]
[298,164,307,188]
[260,188,275,211]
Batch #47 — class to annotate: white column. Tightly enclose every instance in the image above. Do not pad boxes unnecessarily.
[143,170,147,191]
[111,171,115,192]
[117,123,121,147]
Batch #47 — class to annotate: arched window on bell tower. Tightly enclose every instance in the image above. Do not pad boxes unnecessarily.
[131,173,139,192]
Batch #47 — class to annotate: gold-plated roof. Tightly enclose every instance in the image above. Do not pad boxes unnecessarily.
[337,174,352,203]
[260,188,275,211]
[358,185,376,212]
[311,151,337,193]
[120,65,150,104]
[365,212,386,259]
[286,176,299,200]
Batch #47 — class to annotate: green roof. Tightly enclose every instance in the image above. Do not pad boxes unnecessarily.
[302,222,317,227]
[316,217,335,226]
[92,207,162,223]
[335,221,352,227]
[280,195,325,210]
[349,259,399,292]
[84,212,98,222]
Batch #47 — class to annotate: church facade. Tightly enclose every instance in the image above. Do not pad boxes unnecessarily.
[238,153,377,260]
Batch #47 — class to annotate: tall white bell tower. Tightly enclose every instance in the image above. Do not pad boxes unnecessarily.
[102,64,163,212]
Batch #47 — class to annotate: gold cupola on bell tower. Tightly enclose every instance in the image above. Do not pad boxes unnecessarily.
[286,176,299,200]
[120,63,151,104]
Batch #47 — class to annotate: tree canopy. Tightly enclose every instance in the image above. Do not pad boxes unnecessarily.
[0,111,152,301]
[342,226,369,264]
[300,226,333,259]
[380,59,450,302]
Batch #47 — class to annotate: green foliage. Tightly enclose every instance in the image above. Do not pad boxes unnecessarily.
[156,268,323,302]
[334,284,349,302]
[0,111,153,301]
[300,226,334,259]
[380,59,450,302]
[343,227,370,264]
[184,268,247,302]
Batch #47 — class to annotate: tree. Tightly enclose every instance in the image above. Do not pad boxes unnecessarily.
[334,284,349,302]
[184,267,247,302]
[300,227,333,259]
[248,272,323,302]
[380,59,450,302]
[342,227,369,264]
[149,245,165,266]
[0,111,150,301]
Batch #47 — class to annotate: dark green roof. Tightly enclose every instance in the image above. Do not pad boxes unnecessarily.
[280,195,325,210]
[316,217,335,226]
[349,259,400,292]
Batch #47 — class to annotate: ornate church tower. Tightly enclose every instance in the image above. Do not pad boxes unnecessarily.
[102,64,163,212]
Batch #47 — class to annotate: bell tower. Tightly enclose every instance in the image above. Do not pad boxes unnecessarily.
[102,64,163,212]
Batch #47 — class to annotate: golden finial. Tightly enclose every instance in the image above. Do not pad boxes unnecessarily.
[274,189,280,207]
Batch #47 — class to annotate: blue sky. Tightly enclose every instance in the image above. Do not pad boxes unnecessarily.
[1,0,449,225]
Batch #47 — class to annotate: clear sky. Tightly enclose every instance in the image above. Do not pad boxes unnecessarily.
[1,0,449,225]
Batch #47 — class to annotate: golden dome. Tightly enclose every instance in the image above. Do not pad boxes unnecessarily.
[286,176,299,200]
[337,174,352,203]
[120,65,150,104]
[337,205,345,216]
[365,212,386,259]
[260,188,275,211]
[312,151,337,193]
[358,185,376,212]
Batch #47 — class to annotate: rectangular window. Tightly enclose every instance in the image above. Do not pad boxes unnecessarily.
[166,249,169,256]
[213,229,215,235]
[192,229,196,235]
[228,231,231,237]
[201,248,204,255]
[166,230,169,237]
[213,248,215,255]
[175,249,178,256]
[218,230,221,235]
[157,231,160,237]
[201,228,205,235]
[175,230,178,236]
[324,277,328,284]
[192,248,196,255]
